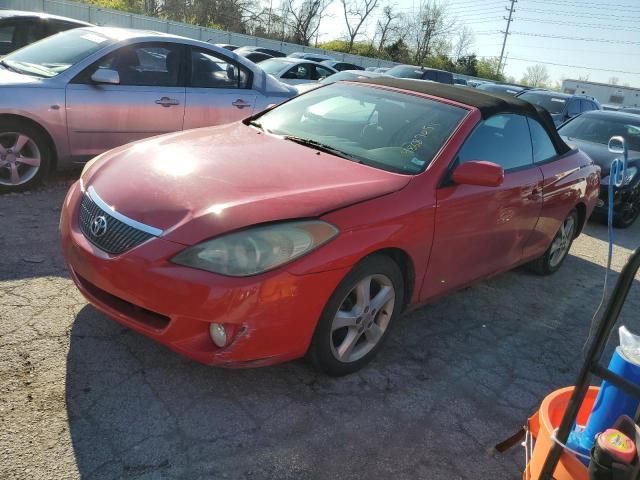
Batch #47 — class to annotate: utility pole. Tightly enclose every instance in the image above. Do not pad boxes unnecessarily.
[497,0,516,75]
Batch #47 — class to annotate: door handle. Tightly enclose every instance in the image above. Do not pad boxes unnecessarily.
[155,97,180,107]
[232,99,252,109]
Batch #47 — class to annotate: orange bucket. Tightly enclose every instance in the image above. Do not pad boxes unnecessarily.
[524,386,599,480]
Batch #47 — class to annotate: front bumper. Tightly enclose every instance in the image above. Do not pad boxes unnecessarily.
[60,181,349,367]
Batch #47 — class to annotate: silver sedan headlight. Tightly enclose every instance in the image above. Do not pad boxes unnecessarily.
[171,221,339,276]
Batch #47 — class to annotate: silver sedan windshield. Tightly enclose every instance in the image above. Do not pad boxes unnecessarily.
[3,29,110,78]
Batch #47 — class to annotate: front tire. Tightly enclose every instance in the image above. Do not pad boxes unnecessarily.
[0,119,51,193]
[308,254,404,376]
[613,198,640,229]
[528,209,578,275]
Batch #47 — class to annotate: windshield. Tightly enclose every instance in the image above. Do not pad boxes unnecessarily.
[559,114,640,151]
[260,59,290,75]
[2,29,109,78]
[255,83,467,174]
[519,91,568,114]
[386,65,423,79]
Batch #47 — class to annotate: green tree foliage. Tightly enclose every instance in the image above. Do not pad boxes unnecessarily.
[475,57,505,82]
[319,40,379,58]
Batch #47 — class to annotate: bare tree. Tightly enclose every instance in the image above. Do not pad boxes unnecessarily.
[376,5,399,51]
[521,64,550,87]
[410,1,453,65]
[608,76,620,85]
[284,0,331,45]
[342,0,380,52]
[452,26,473,61]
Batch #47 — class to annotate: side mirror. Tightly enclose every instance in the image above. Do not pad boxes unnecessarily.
[452,160,504,187]
[608,135,627,155]
[91,69,120,85]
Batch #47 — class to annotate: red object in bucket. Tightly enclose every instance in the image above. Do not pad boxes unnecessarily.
[597,429,636,465]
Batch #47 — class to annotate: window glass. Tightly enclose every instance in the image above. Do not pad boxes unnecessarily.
[46,20,76,35]
[94,44,182,86]
[3,28,108,77]
[259,58,290,75]
[567,100,581,116]
[190,49,249,88]
[314,65,334,80]
[0,23,15,43]
[457,114,533,170]
[284,64,311,80]
[518,91,567,114]
[257,82,466,174]
[385,65,424,79]
[527,118,557,163]
[558,114,640,151]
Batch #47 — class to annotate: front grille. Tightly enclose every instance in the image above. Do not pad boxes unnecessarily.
[79,192,154,255]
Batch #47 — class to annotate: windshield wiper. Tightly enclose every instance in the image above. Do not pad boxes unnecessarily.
[283,136,363,163]
[0,60,18,73]
[247,120,265,131]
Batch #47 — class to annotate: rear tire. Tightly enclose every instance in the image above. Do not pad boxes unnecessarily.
[0,119,51,193]
[528,209,578,276]
[308,254,404,376]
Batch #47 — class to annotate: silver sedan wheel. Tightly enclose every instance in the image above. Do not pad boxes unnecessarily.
[549,215,576,268]
[0,132,41,186]
[330,274,395,363]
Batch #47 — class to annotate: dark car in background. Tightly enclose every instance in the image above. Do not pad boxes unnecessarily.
[234,46,286,58]
[558,110,640,228]
[237,51,272,64]
[321,60,364,71]
[517,89,600,127]
[212,43,239,51]
[385,64,454,85]
[621,107,640,115]
[0,10,91,55]
[477,83,525,96]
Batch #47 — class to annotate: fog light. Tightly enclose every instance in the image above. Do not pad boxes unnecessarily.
[209,323,227,348]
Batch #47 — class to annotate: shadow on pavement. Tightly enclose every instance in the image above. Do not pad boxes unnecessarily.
[582,217,640,252]
[65,253,640,480]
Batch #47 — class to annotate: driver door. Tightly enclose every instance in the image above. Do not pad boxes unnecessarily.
[421,114,544,300]
[65,42,186,160]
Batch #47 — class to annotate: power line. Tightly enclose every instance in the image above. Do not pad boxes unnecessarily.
[515,17,640,33]
[525,0,640,11]
[504,56,640,75]
[517,7,640,21]
[510,31,640,45]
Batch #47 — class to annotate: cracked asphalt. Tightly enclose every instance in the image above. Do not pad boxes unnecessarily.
[1,172,639,480]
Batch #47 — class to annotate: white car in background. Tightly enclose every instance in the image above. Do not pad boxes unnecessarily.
[259,58,337,85]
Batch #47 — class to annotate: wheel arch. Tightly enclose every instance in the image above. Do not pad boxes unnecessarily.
[0,114,58,170]
[364,247,416,310]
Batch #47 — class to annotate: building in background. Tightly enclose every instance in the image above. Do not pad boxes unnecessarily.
[562,79,640,109]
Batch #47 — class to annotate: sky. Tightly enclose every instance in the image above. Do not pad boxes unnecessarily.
[310,0,640,87]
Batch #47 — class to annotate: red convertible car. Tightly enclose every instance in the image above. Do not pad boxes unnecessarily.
[60,78,600,375]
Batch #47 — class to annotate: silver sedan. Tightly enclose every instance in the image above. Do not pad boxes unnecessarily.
[0,27,297,192]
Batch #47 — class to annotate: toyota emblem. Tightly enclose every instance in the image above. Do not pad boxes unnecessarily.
[90,215,108,238]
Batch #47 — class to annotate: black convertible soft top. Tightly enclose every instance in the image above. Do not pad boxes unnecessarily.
[352,77,570,155]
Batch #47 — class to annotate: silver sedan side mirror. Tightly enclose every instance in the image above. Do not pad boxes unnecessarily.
[91,69,120,85]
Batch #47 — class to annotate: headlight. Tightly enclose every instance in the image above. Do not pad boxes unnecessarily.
[171,221,339,276]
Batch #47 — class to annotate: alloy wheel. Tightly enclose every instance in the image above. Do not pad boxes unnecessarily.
[0,132,41,186]
[329,274,395,363]
[549,215,576,268]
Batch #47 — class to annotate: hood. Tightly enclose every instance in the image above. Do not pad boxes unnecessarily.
[0,66,44,86]
[561,136,640,176]
[84,123,412,245]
